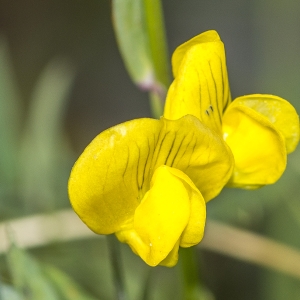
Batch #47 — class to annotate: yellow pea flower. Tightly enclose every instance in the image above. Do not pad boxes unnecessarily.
[69,114,234,266]
[164,30,299,189]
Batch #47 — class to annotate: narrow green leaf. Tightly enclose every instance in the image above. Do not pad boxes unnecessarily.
[143,0,170,88]
[6,244,98,300]
[19,58,76,212]
[112,0,170,118]
[112,0,154,88]
[6,245,60,300]
[0,282,24,300]
[42,265,97,300]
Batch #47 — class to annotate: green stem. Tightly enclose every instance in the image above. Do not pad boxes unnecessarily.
[107,235,128,300]
[140,268,153,300]
[149,91,164,119]
[180,247,202,300]
[142,3,202,297]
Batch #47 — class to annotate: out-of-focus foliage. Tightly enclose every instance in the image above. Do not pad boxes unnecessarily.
[0,0,300,299]
[6,244,97,300]
[0,282,23,300]
[0,36,21,218]
[19,58,75,213]
[0,35,75,219]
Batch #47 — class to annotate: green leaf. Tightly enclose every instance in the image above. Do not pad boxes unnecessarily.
[112,0,170,118]
[6,245,60,300]
[19,58,76,212]
[42,265,97,300]
[6,245,98,300]
[0,282,24,300]
[112,0,154,88]
[143,0,170,88]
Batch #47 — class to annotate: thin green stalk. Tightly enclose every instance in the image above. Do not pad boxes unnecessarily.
[140,268,153,300]
[107,235,128,300]
[149,91,164,119]
[180,247,202,300]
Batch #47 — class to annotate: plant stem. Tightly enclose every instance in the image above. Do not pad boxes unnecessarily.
[107,235,128,300]
[180,247,202,300]
[149,91,164,119]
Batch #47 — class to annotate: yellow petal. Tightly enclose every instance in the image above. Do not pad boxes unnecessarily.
[223,104,287,188]
[116,165,205,267]
[159,240,180,267]
[166,167,206,247]
[68,118,161,234]
[164,30,231,134]
[68,114,233,237]
[155,115,234,202]
[171,30,221,78]
[231,94,299,154]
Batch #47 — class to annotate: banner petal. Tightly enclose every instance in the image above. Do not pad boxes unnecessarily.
[164,30,231,134]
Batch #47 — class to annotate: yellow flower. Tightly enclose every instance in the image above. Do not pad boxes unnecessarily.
[68,109,233,266]
[164,30,299,189]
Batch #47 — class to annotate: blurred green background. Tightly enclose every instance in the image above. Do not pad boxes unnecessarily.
[1,0,300,299]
